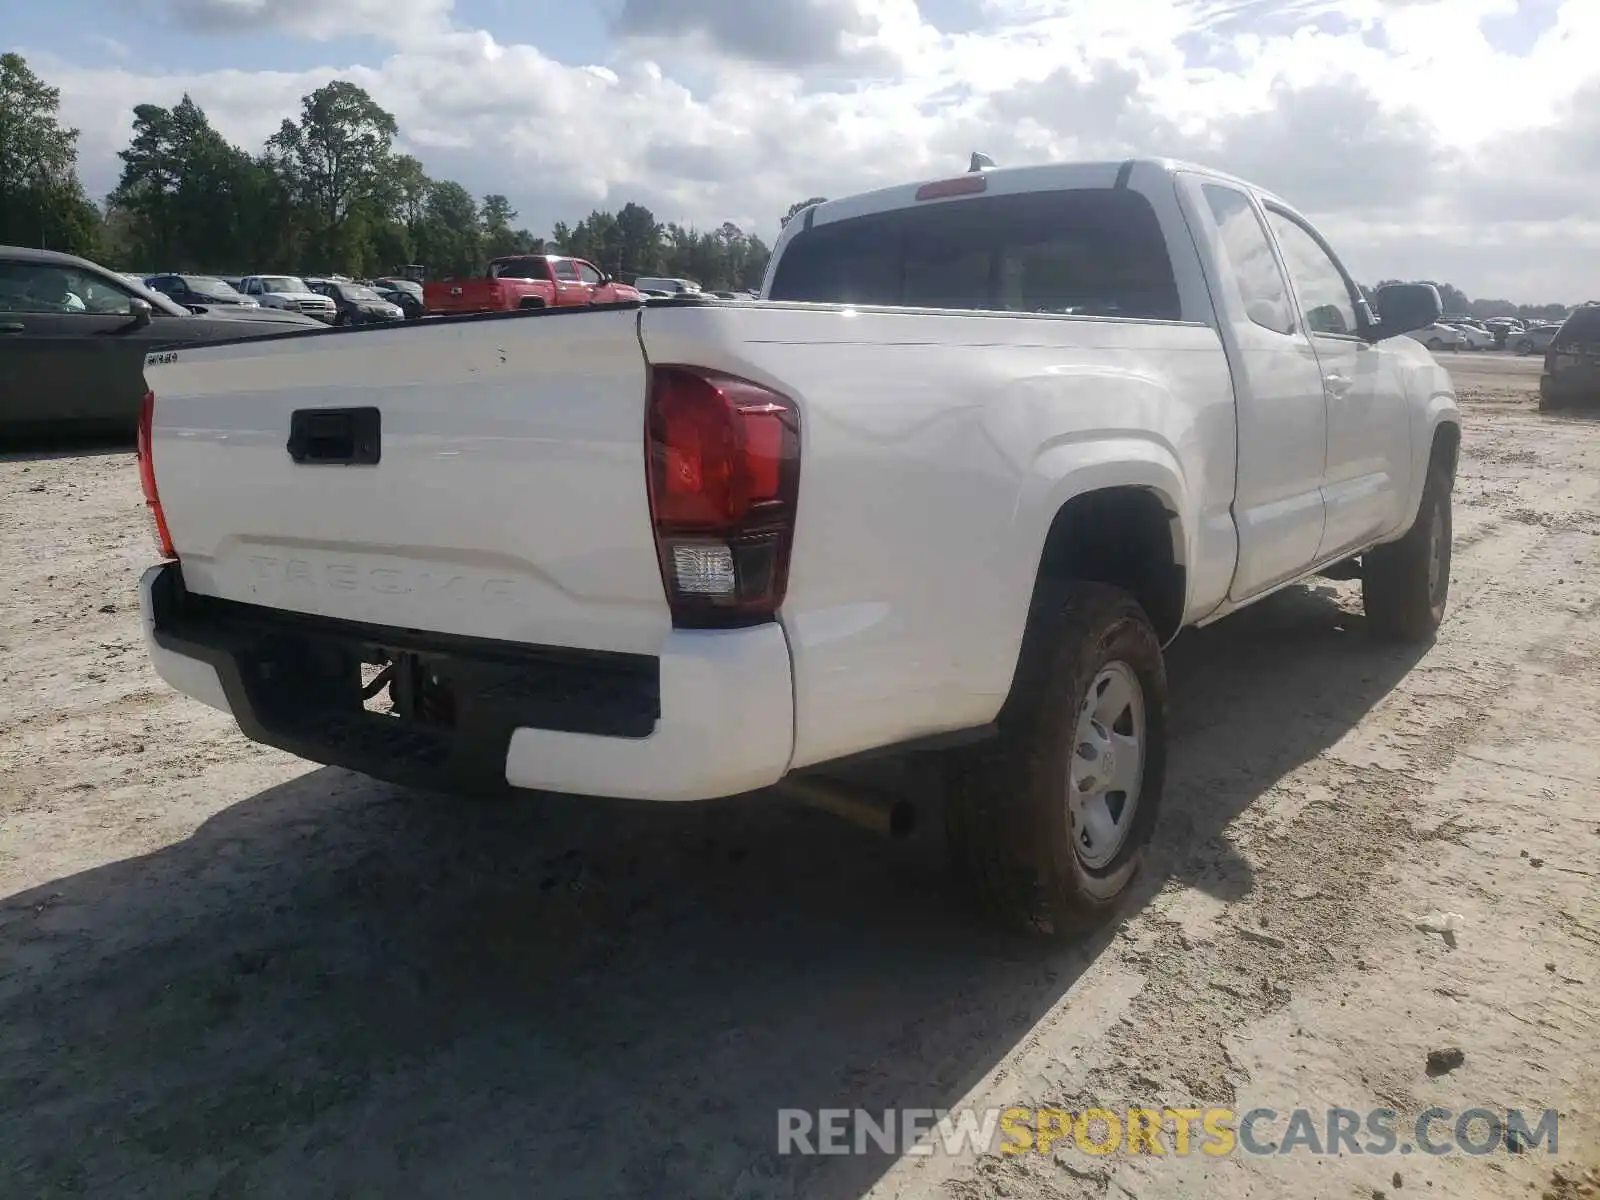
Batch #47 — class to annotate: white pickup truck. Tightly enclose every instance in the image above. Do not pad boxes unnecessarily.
[137,158,1459,935]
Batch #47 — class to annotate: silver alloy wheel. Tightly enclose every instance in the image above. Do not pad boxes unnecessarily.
[1067,661,1146,870]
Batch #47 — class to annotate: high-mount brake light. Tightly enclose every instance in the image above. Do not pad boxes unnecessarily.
[645,366,801,627]
[915,174,988,201]
[136,390,177,560]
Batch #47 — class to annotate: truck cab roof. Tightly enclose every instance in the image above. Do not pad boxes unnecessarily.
[802,157,1298,232]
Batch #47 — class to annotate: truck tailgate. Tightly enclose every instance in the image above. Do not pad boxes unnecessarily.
[424,279,501,315]
[144,308,671,656]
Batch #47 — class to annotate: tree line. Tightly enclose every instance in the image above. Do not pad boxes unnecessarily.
[0,53,776,291]
[0,52,1579,315]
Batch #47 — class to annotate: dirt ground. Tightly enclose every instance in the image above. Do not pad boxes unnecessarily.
[1,352,1596,1199]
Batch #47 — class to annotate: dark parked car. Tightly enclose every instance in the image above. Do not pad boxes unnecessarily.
[1514,323,1562,355]
[144,273,259,310]
[0,246,324,437]
[307,278,406,325]
[369,277,425,320]
[1539,304,1600,412]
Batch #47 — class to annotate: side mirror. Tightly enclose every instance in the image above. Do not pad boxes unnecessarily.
[128,298,153,328]
[1370,283,1442,340]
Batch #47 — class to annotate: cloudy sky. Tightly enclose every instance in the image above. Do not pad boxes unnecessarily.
[12,0,1598,302]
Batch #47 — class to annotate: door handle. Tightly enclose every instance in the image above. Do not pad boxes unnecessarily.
[1324,372,1353,398]
[287,407,381,465]
[0,322,24,334]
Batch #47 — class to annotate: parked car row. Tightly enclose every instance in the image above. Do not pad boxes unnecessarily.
[1400,313,1570,356]
[136,271,428,326]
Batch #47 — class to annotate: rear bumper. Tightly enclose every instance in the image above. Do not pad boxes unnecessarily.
[139,563,795,801]
[1541,373,1599,405]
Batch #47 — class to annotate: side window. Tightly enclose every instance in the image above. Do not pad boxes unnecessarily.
[1265,210,1358,336]
[553,260,581,282]
[70,269,134,314]
[576,262,604,285]
[1202,185,1294,335]
[0,262,131,315]
[242,278,259,294]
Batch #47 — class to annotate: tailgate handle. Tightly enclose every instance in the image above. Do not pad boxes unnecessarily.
[287,407,381,465]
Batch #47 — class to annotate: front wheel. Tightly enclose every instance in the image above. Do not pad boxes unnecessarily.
[1362,465,1452,642]
[1426,338,1445,351]
[943,583,1167,938]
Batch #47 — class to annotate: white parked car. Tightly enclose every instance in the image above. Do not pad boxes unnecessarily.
[137,157,1459,935]
[1445,322,1495,350]
[633,276,702,296]
[1405,322,1470,352]
[236,274,337,323]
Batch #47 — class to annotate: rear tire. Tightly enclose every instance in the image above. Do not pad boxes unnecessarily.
[518,298,546,310]
[943,582,1167,938]
[1362,465,1452,642]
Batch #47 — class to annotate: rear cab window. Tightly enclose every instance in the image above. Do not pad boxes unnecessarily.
[768,188,1181,320]
[490,258,550,281]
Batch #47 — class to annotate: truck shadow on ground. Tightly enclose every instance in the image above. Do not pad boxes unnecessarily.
[0,584,1428,1199]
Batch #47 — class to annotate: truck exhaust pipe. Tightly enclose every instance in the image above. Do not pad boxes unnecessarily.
[776,775,917,839]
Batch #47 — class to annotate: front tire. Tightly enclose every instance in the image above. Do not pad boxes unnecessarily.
[943,583,1168,938]
[1363,465,1452,642]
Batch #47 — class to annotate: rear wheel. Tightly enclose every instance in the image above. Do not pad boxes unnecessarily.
[1516,338,1535,354]
[943,583,1167,938]
[1363,465,1452,642]
[1426,337,1445,351]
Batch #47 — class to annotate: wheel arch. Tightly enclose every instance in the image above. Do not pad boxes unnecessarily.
[1026,483,1189,648]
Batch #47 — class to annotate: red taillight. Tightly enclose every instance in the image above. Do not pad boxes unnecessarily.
[914,174,987,201]
[136,390,176,560]
[645,366,801,627]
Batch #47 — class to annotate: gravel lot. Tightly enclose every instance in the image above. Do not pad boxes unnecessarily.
[1,352,1596,1199]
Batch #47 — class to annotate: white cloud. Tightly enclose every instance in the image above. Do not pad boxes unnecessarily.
[158,0,453,42]
[39,0,1600,300]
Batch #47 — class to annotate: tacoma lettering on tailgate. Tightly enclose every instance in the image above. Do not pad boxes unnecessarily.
[246,555,523,605]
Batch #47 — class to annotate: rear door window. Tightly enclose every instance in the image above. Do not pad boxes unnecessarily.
[1201,185,1294,335]
[768,188,1181,320]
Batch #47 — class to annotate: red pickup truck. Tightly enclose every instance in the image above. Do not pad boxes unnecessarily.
[423,254,642,316]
